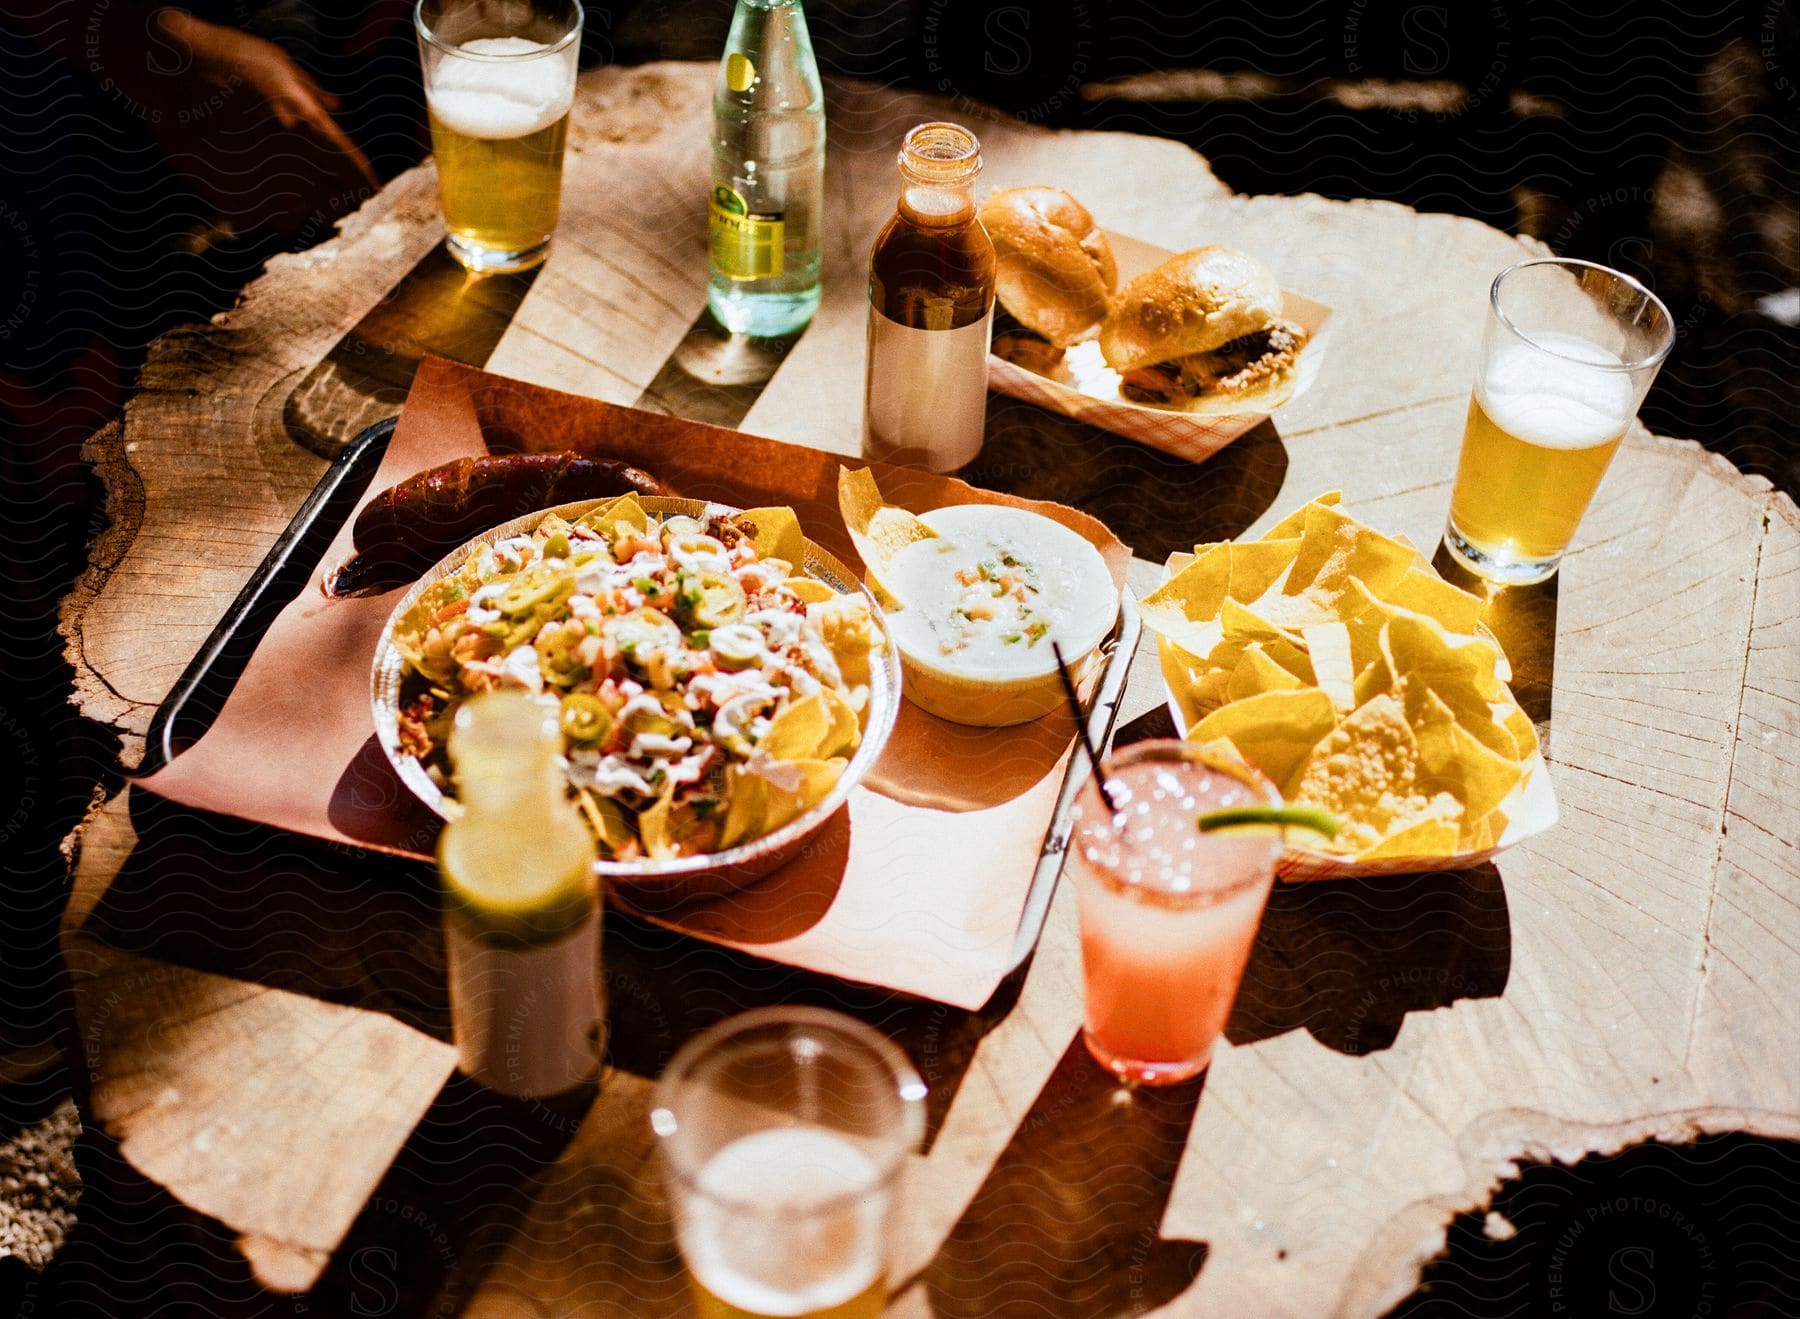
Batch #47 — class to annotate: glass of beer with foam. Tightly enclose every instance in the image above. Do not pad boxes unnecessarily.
[1445,258,1673,585]
[415,0,581,273]
[651,1008,926,1319]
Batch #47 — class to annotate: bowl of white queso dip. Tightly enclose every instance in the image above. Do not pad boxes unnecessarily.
[881,504,1118,726]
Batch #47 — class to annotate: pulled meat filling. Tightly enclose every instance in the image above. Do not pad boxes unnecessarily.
[991,308,1066,374]
[1120,319,1307,405]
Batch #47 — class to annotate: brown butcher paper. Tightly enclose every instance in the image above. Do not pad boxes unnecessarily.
[139,357,1131,1009]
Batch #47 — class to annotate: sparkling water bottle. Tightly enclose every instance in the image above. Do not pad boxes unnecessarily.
[708,0,825,337]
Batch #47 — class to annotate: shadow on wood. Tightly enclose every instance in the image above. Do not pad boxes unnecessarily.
[302,1071,597,1319]
[99,793,1009,1149]
[284,245,543,459]
[913,1032,1209,1317]
[1433,539,1559,741]
[633,306,806,429]
[966,402,1288,563]
[1227,862,1512,1056]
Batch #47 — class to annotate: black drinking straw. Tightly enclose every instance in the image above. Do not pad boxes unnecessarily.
[1052,642,1119,813]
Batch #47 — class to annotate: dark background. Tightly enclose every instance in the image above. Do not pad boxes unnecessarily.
[3,2,1797,1315]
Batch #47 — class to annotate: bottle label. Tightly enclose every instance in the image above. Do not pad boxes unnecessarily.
[863,304,994,472]
[446,904,604,1098]
[710,184,784,281]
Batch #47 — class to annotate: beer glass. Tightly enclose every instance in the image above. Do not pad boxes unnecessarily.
[651,1007,926,1319]
[1445,258,1673,585]
[415,0,582,273]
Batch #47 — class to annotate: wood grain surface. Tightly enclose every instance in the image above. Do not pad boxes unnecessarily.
[59,62,1800,1316]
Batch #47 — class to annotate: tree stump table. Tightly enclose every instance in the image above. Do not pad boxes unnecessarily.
[59,62,1800,1316]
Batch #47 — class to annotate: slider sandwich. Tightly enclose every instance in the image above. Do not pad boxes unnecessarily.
[1099,245,1308,411]
[980,186,1117,373]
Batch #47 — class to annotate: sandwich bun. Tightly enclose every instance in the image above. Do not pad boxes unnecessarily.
[1099,245,1284,373]
[980,187,1118,348]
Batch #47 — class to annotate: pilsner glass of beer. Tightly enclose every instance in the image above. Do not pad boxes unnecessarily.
[1445,258,1673,585]
[651,1008,926,1319]
[415,0,582,273]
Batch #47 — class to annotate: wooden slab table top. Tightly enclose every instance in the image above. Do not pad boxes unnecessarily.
[59,62,1800,1317]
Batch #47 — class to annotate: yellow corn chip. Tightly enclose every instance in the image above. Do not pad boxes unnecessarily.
[1383,611,1506,704]
[1502,702,1539,762]
[1140,544,1233,654]
[1283,501,1417,602]
[1353,655,1393,707]
[1289,694,1429,853]
[578,491,648,535]
[817,686,863,759]
[761,693,830,760]
[637,789,680,860]
[719,771,769,849]
[808,594,875,695]
[1460,813,1496,852]
[739,506,808,569]
[1301,623,1355,711]
[1376,566,1485,636]
[1264,490,1341,541]
[837,467,938,609]
[784,576,836,604]
[1226,539,1303,602]
[1220,598,1306,648]
[1191,687,1338,791]
[1227,643,1305,701]
[1358,814,1463,860]
[1411,688,1525,822]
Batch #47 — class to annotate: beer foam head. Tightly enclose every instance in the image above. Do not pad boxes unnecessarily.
[682,1127,886,1315]
[427,37,574,140]
[1478,331,1635,450]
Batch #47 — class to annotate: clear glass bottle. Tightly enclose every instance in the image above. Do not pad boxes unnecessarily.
[439,690,603,1098]
[862,121,996,472]
[708,0,825,337]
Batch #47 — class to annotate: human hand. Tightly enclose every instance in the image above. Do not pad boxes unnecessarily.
[160,10,378,189]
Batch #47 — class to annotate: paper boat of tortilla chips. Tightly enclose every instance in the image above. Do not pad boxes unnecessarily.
[1149,493,1557,881]
[986,232,1332,463]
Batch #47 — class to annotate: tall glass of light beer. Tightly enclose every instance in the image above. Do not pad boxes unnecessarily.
[415,0,581,273]
[1445,258,1673,585]
[651,1008,926,1319]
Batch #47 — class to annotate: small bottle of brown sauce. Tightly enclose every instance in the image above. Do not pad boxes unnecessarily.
[862,121,996,471]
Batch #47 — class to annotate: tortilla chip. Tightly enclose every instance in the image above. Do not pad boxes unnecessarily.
[1384,611,1505,704]
[837,467,938,609]
[1264,490,1341,541]
[784,576,836,604]
[1282,501,1417,603]
[1301,623,1355,712]
[1357,814,1463,860]
[1376,566,1486,636]
[578,491,648,536]
[739,506,808,569]
[1191,687,1338,791]
[817,686,863,759]
[1227,643,1305,702]
[1226,539,1303,602]
[1411,688,1525,822]
[761,693,830,760]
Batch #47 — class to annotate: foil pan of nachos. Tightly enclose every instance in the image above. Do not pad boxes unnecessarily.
[372,494,901,902]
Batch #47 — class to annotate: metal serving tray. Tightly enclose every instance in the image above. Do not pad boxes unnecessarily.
[128,416,1142,996]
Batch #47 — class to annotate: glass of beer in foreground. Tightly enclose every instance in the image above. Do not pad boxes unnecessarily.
[1445,258,1673,585]
[1071,742,1281,1086]
[415,0,581,273]
[652,1007,926,1319]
